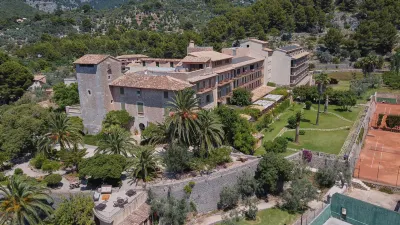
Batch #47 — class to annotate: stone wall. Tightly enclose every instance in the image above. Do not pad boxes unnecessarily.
[147,154,261,213]
[286,151,348,170]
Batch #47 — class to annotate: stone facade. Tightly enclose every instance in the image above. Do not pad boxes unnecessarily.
[75,57,122,134]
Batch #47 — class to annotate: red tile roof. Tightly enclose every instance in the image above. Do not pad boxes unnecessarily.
[181,56,211,63]
[119,203,150,225]
[141,58,182,62]
[73,54,111,65]
[111,73,193,91]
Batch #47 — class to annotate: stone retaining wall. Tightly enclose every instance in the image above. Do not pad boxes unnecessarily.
[148,154,261,213]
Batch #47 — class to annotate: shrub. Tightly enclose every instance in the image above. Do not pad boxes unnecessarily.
[305,101,312,110]
[244,202,258,220]
[217,186,240,210]
[255,113,272,131]
[230,88,252,106]
[209,147,232,166]
[385,114,400,128]
[315,167,337,188]
[299,130,306,135]
[270,88,289,98]
[236,172,256,200]
[164,143,192,174]
[41,160,61,173]
[31,154,47,169]
[102,110,134,130]
[44,174,62,186]
[14,168,23,175]
[287,116,297,129]
[267,82,276,87]
[0,172,6,182]
[184,182,195,195]
[238,107,261,120]
[302,150,312,162]
[272,99,291,116]
[329,78,339,85]
[379,186,393,194]
[263,137,288,154]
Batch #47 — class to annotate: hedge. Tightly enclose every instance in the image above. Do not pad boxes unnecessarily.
[44,174,62,186]
[386,114,400,128]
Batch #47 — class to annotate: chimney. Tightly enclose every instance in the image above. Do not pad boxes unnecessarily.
[188,40,195,48]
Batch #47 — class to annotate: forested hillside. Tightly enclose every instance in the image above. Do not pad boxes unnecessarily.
[0,0,398,76]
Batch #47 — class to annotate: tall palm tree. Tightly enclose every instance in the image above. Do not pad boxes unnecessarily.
[34,136,55,157]
[60,142,88,172]
[95,126,136,157]
[360,54,379,77]
[197,110,224,155]
[166,88,200,146]
[46,113,81,150]
[0,176,54,225]
[294,111,303,143]
[129,145,159,184]
[314,73,329,125]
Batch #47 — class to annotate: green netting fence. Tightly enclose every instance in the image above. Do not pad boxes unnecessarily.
[376,97,397,104]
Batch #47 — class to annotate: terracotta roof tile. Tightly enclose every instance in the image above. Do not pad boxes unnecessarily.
[117,54,149,59]
[111,73,193,91]
[119,203,150,225]
[181,56,211,63]
[73,54,110,65]
[33,75,46,83]
[141,58,182,62]
[189,51,233,62]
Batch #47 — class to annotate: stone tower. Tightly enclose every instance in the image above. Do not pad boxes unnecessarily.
[74,55,122,134]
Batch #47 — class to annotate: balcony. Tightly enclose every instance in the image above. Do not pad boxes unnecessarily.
[233,68,263,80]
[291,64,309,77]
[218,79,233,87]
[290,71,309,86]
[197,86,216,95]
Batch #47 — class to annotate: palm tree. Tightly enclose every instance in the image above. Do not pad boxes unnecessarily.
[129,145,159,184]
[166,88,200,146]
[314,73,329,125]
[141,123,169,145]
[294,111,303,143]
[0,176,54,225]
[35,136,55,157]
[46,113,82,150]
[60,142,88,172]
[197,110,224,156]
[95,126,136,157]
[360,54,379,77]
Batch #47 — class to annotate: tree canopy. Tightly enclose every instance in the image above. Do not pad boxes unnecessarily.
[52,83,79,110]
[79,154,127,181]
[0,61,33,104]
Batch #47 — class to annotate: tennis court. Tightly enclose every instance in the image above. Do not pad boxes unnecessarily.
[355,102,400,187]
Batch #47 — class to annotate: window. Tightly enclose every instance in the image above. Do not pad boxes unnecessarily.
[120,87,124,95]
[156,62,160,67]
[206,95,210,103]
[142,61,146,67]
[121,102,125,110]
[199,64,203,69]
[170,62,174,67]
[111,100,114,103]
[237,69,240,75]
[137,89,141,97]
[137,102,144,115]
[247,45,249,48]
[108,75,111,80]
[250,65,254,70]
[164,91,168,99]
[87,90,91,95]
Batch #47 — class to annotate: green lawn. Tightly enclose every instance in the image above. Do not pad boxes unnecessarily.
[282,129,350,154]
[255,102,362,156]
[327,71,363,81]
[237,208,298,225]
[330,80,350,91]
[83,135,99,146]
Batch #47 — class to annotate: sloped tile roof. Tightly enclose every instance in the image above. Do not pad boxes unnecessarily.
[119,203,150,225]
[33,75,46,83]
[110,73,193,91]
[189,51,233,62]
[117,54,148,59]
[141,58,182,62]
[73,54,110,65]
[181,56,211,63]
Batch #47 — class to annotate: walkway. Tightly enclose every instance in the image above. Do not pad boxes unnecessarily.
[197,199,277,225]
[310,107,352,123]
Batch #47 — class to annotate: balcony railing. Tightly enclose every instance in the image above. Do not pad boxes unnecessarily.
[291,64,309,77]
[197,86,216,94]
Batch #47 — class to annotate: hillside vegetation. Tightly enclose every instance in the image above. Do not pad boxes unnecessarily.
[0,0,40,19]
